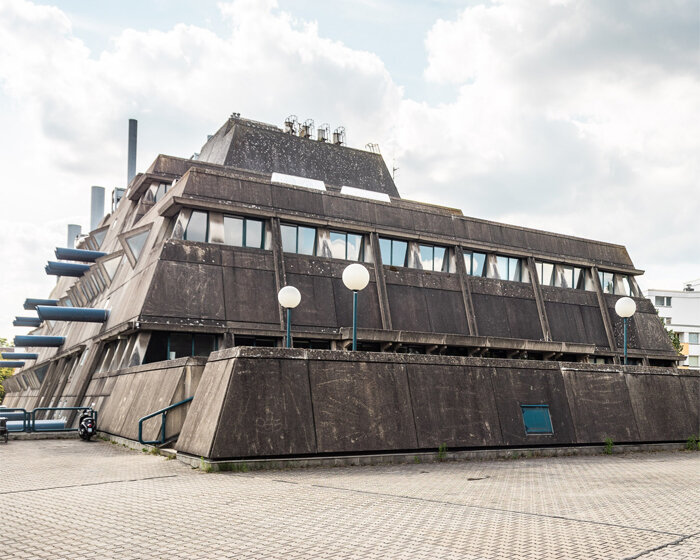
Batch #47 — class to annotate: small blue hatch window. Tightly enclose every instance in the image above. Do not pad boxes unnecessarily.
[521,405,553,435]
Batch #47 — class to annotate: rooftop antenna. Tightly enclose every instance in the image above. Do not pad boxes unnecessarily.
[231,112,241,119]
[127,119,137,185]
[284,115,298,135]
[365,143,380,154]
[392,160,399,181]
[300,119,314,139]
[317,123,330,142]
[333,126,346,146]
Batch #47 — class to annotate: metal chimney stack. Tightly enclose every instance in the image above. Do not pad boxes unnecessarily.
[90,186,105,231]
[67,224,81,249]
[127,119,137,185]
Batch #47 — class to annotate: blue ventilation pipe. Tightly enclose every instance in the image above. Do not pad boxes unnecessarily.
[13,317,42,328]
[1,352,38,360]
[14,335,65,348]
[36,306,109,323]
[55,247,107,262]
[0,361,25,368]
[45,261,91,277]
[24,298,58,310]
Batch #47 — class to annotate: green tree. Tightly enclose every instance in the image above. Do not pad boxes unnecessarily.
[0,337,14,404]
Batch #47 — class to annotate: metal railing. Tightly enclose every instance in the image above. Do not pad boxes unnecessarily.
[138,397,193,446]
[0,406,96,433]
[30,407,97,432]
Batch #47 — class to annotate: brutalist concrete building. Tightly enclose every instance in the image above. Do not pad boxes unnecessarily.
[4,115,698,461]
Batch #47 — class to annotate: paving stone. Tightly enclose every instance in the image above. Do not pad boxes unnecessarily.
[1,440,699,559]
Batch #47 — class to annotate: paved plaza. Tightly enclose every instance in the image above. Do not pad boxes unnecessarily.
[1,440,699,559]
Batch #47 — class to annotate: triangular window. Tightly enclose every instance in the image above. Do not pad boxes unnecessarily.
[125,230,149,261]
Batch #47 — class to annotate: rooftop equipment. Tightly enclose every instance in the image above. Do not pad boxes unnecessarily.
[67,224,81,249]
[317,123,330,142]
[284,115,298,135]
[333,126,346,145]
[299,119,314,139]
[127,118,138,185]
[36,306,109,323]
[14,335,65,348]
[54,248,107,263]
[90,186,105,231]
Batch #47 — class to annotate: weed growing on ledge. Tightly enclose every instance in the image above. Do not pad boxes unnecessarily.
[604,437,614,455]
[685,435,699,451]
[438,443,448,461]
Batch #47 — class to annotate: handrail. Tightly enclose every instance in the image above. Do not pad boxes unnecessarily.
[0,408,29,432]
[138,397,193,445]
[31,407,96,432]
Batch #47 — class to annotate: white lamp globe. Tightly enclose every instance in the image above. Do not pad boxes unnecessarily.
[342,263,370,291]
[615,296,636,318]
[278,286,301,309]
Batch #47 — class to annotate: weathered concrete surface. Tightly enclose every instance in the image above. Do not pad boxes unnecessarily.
[176,348,700,460]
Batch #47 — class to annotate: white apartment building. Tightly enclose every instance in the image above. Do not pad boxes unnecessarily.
[647,279,700,368]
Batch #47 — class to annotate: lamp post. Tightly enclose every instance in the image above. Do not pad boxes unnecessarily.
[277,286,301,348]
[342,263,370,351]
[615,296,637,365]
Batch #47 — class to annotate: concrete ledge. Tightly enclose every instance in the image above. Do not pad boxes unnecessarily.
[178,442,688,472]
[8,432,79,441]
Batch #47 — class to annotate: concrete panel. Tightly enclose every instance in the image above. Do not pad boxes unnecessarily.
[472,294,510,338]
[142,261,225,320]
[177,358,235,458]
[625,373,695,441]
[286,273,338,328]
[331,277,383,331]
[678,374,700,436]
[408,363,503,447]
[561,368,640,443]
[386,284,432,332]
[223,267,279,324]
[546,302,588,343]
[210,358,316,459]
[424,289,470,335]
[491,365,576,445]
[309,359,418,453]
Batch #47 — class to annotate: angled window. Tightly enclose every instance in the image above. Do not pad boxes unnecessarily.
[599,271,614,294]
[464,250,486,277]
[521,405,553,435]
[281,224,316,255]
[92,227,108,249]
[379,237,408,267]
[536,261,555,286]
[126,230,149,260]
[184,211,208,242]
[417,244,447,272]
[101,254,123,281]
[154,182,169,203]
[223,215,264,248]
[329,231,364,261]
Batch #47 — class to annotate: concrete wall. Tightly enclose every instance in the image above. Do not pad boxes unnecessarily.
[176,348,700,460]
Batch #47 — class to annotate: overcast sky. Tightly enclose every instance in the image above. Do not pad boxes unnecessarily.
[1,0,698,340]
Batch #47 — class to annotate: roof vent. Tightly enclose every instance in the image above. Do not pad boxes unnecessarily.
[299,119,314,139]
[333,126,346,145]
[271,172,326,192]
[340,185,390,202]
[317,123,330,142]
[284,115,298,135]
[365,143,380,154]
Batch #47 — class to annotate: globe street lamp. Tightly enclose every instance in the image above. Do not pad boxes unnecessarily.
[615,296,636,365]
[342,263,370,351]
[278,286,301,348]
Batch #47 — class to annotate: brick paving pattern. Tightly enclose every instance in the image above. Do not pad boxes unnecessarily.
[2,440,699,559]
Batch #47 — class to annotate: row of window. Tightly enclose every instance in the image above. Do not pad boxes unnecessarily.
[178,210,636,291]
[655,296,672,307]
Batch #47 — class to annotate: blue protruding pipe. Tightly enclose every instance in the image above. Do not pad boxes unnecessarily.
[55,247,107,262]
[1,352,38,360]
[14,335,65,348]
[24,298,58,310]
[36,305,109,323]
[45,261,91,277]
[13,317,42,328]
[0,361,25,368]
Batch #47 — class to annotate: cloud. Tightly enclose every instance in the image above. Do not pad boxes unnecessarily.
[0,0,698,333]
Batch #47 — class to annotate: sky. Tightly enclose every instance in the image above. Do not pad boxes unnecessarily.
[0,0,698,340]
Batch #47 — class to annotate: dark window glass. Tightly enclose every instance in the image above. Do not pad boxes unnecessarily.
[193,334,217,356]
[154,183,168,203]
[245,219,263,248]
[144,332,169,364]
[521,405,553,434]
[168,333,192,359]
[185,211,208,242]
